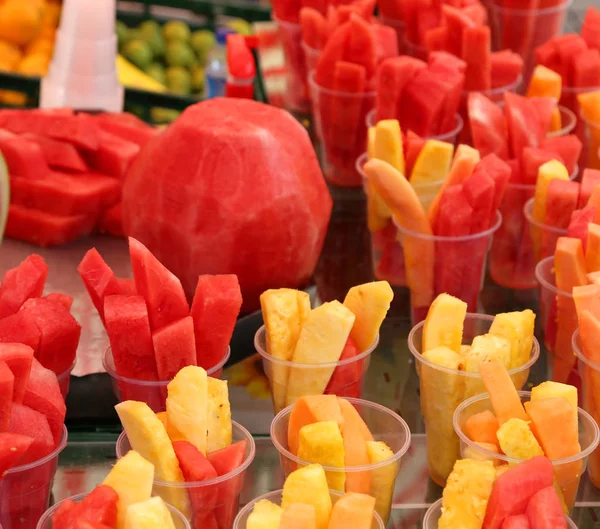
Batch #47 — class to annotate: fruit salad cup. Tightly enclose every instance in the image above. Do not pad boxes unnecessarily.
[255,326,379,414]
[116,421,255,528]
[408,313,540,486]
[0,426,68,529]
[103,346,230,413]
[423,498,578,528]
[36,492,191,529]
[454,390,600,510]
[270,397,411,525]
[234,490,385,529]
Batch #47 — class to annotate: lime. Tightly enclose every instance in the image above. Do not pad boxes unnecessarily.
[191,64,205,94]
[116,21,130,48]
[123,39,154,70]
[165,41,195,68]
[145,62,167,85]
[166,66,192,96]
[190,30,216,64]
[139,20,161,38]
[162,20,191,42]
[0,154,9,243]
[138,20,165,57]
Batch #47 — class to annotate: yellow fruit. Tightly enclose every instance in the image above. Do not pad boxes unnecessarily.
[496,418,544,459]
[410,140,454,184]
[439,459,496,529]
[422,293,467,354]
[533,160,569,224]
[247,499,283,529]
[124,496,176,529]
[166,365,208,455]
[374,120,405,174]
[260,288,311,412]
[464,334,511,398]
[0,0,43,46]
[463,442,500,464]
[41,3,61,28]
[155,412,185,443]
[103,451,154,529]
[489,310,536,368]
[366,441,396,525]
[0,40,21,68]
[282,464,332,529]
[18,53,49,76]
[495,464,510,478]
[280,503,316,528]
[285,301,355,407]
[526,65,562,99]
[297,421,346,491]
[26,37,54,58]
[38,24,56,40]
[531,381,577,411]
[206,378,232,452]
[343,281,394,352]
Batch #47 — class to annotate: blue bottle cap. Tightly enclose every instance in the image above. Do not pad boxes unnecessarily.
[216,27,235,45]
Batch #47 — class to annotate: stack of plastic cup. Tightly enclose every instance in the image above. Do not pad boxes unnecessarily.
[40,0,124,112]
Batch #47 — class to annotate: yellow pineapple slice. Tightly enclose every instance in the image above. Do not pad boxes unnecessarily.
[247,499,283,529]
[489,310,536,368]
[166,365,208,455]
[438,459,496,529]
[422,294,467,354]
[531,381,577,411]
[410,140,454,184]
[206,378,232,452]
[343,281,394,351]
[462,442,500,465]
[374,120,405,174]
[497,418,544,459]
[285,301,355,407]
[155,412,184,443]
[297,421,346,491]
[460,345,471,356]
[260,288,311,412]
[124,496,176,529]
[282,464,332,529]
[533,160,569,224]
[103,450,154,529]
[115,401,190,517]
[464,334,511,398]
[453,144,481,164]
[366,441,397,525]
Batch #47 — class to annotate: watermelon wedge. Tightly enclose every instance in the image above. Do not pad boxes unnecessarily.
[85,130,140,179]
[526,486,567,529]
[405,130,425,176]
[0,360,13,430]
[43,292,73,310]
[77,485,119,528]
[376,56,426,121]
[540,135,582,176]
[478,154,511,212]
[324,337,363,398]
[314,21,351,89]
[400,68,448,136]
[0,432,33,476]
[443,4,476,57]
[0,254,48,319]
[463,167,496,233]
[567,206,596,250]
[8,403,54,464]
[490,50,524,89]
[152,316,197,380]
[95,114,159,149]
[520,147,565,186]
[468,92,509,160]
[172,440,218,512]
[544,179,579,229]
[0,130,50,179]
[96,203,124,238]
[461,25,491,91]
[0,311,40,354]
[21,133,88,173]
[581,7,600,50]
[0,343,34,403]
[579,169,600,208]
[504,93,548,158]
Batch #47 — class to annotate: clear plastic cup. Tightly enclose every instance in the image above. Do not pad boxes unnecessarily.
[116,421,256,528]
[234,489,385,529]
[395,212,502,324]
[490,166,578,290]
[56,360,76,400]
[103,346,230,413]
[423,498,578,528]
[270,397,411,525]
[548,105,577,138]
[254,325,378,414]
[0,426,68,529]
[309,71,376,187]
[36,492,191,529]
[301,42,320,81]
[275,17,310,114]
[408,313,540,486]
[536,256,579,386]
[454,390,600,510]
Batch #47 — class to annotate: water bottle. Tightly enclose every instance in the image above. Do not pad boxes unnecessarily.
[205,28,233,99]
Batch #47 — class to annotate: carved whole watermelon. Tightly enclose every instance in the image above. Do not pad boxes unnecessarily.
[122,98,332,312]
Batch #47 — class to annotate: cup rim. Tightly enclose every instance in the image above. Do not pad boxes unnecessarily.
[535,256,573,299]
[233,488,385,529]
[102,346,231,386]
[270,396,412,472]
[300,41,320,57]
[364,109,464,141]
[523,197,569,235]
[36,492,191,529]
[255,325,379,368]
[408,312,541,377]
[507,164,579,190]
[6,424,68,475]
[561,84,600,95]
[547,105,577,137]
[394,210,502,242]
[572,328,600,372]
[308,70,377,98]
[116,420,256,488]
[489,0,572,16]
[463,75,523,99]
[454,390,600,465]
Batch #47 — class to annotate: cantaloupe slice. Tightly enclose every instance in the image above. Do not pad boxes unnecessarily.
[364,158,434,309]
[288,395,344,456]
[282,464,332,529]
[464,410,500,449]
[578,310,600,413]
[422,293,467,354]
[526,65,562,99]
[556,237,590,292]
[573,284,600,323]
[478,361,528,424]
[280,503,316,529]
[586,223,600,273]
[577,90,600,125]
[327,493,376,529]
[367,127,376,159]
[338,398,372,494]
[410,140,454,185]
[464,334,511,399]
[588,270,600,285]
[366,441,396,524]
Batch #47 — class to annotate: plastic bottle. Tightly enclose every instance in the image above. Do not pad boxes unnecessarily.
[205,28,234,99]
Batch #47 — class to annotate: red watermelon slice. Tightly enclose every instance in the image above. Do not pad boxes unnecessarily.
[51,498,79,529]
[95,114,158,149]
[468,92,509,160]
[85,130,140,179]
[324,337,363,398]
[579,169,600,208]
[582,7,600,50]
[116,278,136,296]
[490,50,524,89]
[77,485,119,527]
[97,202,124,238]
[173,440,218,511]
[461,25,491,91]
[152,316,197,380]
[504,93,548,158]
[191,275,242,371]
[463,167,496,233]
[544,179,579,229]
[43,292,73,310]
[540,135,582,176]
[567,206,596,250]
[0,254,48,319]
[477,154,512,211]
[9,403,54,464]
[376,56,426,121]
[526,486,567,529]
[405,130,425,176]
[503,515,531,529]
[401,68,448,136]
[315,21,351,89]
[0,130,50,179]
[0,361,14,430]
[0,432,33,476]
[0,343,34,403]
[520,147,565,186]
[0,311,40,354]
[21,133,88,173]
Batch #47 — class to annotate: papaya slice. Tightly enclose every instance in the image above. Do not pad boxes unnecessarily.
[479,361,528,425]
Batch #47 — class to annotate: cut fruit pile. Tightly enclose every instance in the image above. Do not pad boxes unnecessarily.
[577,90,600,169]
[439,456,568,529]
[418,293,535,484]
[363,141,510,319]
[259,282,393,412]
[116,365,247,528]
[78,239,242,396]
[0,109,158,247]
[271,0,358,23]
[285,395,396,523]
[246,464,377,529]
[52,450,180,529]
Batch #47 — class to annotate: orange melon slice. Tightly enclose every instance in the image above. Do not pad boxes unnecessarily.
[586,223,600,273]
[280,503,317,529]
[327,493,376,529]
[573,284,600,322]
[479,361,528,424]
[464,410,500,449]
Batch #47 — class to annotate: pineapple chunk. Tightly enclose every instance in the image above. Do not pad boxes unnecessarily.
[343,281,394,352]
[410,140,454,185]
[286,301,355,407]
[247,499,283,529]
[282,464,332,529]
[115,401,190,518]
[124,496,176,529]
[206,378,232,452]
[531,381,578,411]
[464,334,511,398]
[422,294,467,354]
[155,412,184,443]
[496,418,544,459]
[103,451,154,529]
[533,160,569,224]
[460,345,471,356]
[495,464,510,478]
[297,421,346,491]
[374,120,405,174]
[166,365,208,455]
[438,459,496,529]
[366,441,397,525]
[463,442,500,465]
[489,310,536,368]
[261,289,311,413]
